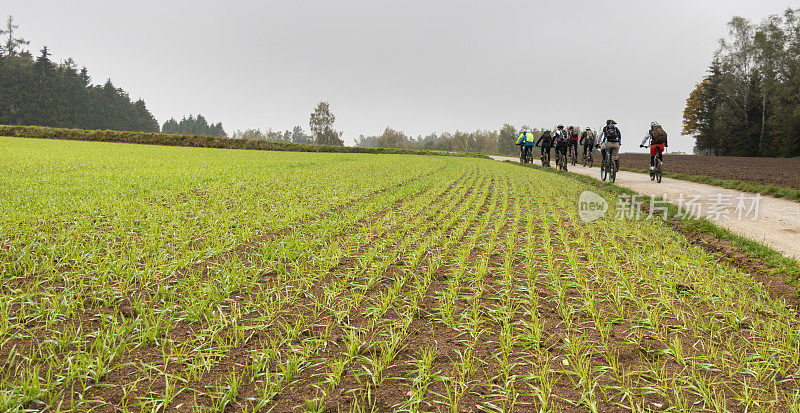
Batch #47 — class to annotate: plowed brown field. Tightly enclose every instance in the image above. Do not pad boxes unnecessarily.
[619,154,800,190]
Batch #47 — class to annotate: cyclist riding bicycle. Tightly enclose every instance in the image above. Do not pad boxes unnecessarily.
[516,129,536,162]
[598,119,621,171]
[640,121,668,172]
[535,129,553,160]
[580,126,595,160]
[568,126,579,161]
[553,125,570,166]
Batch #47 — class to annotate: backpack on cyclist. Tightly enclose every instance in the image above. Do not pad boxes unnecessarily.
[539,130,552,144]
[584,130,595,141]
[555,130,568,145]
[570,130,579,140]
[650,125,667,144]
[525,132,535,143]
[603,125,619,142]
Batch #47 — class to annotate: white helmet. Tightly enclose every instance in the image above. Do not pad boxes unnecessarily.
[650,121,660,127]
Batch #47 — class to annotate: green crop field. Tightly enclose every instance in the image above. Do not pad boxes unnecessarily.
[1,137,799,412]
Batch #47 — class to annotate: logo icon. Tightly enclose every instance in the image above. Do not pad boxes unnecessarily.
[578,191,608,223]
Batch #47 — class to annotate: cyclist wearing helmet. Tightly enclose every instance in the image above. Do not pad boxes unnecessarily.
[568,126,580,161]
[579,126,595,160]
[516,129,536,162]
[640,121,668,172]
[535,129,553,160]
[598,119,621,171]
[553,125,570,166]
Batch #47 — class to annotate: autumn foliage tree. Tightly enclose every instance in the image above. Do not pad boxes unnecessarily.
[683,8,800,157]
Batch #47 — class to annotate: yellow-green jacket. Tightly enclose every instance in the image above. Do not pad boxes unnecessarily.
[516,132,536,146]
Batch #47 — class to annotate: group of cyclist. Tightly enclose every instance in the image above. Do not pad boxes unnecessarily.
[516,119,668,179]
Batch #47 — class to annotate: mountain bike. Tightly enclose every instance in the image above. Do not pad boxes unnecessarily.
[540,149,550,167]
[599,147,616,183]
[582,148,593,168]
[524,147,535,164]
[643,145,663,183]
[557,149,568,171]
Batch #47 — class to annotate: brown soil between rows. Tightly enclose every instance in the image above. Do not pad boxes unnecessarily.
[618,153,800,190]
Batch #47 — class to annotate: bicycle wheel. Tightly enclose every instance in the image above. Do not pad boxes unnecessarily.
[656,158,662,183]
[588,154,593,168]
[610,162,617,183]
[600,163,607,181]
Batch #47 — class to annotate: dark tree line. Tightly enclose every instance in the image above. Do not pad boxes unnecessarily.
[0,16,159,132]
[683,8,800,157]
[0,47,160,132]
[0,16,228,136]
[162,115,226,137]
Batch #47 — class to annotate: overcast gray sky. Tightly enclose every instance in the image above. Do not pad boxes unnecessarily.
[5,1,796,153]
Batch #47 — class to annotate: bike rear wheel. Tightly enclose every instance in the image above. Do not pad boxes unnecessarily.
[655,158,662,183]
[610,162,617,183]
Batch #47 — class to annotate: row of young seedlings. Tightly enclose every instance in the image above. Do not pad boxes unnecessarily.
[513,169,800,411]
[140,164,475,410]
[441,171,524,412]
[0,162,457,409]
[383,167,511,412]
[173,164,479,410]
[3,154,440,338]
[304,166,497,411]
[1,158,426,333]
[261,166,486,409]
[343,163,523,412]
[280,165,497,411]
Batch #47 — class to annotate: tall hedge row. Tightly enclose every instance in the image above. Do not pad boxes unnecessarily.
[0,125,487,158]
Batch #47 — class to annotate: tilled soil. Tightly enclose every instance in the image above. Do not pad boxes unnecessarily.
[619,154,800,190]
